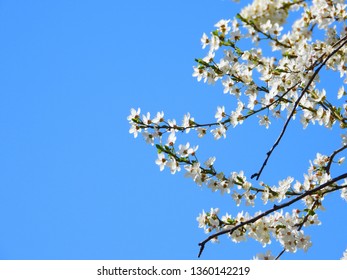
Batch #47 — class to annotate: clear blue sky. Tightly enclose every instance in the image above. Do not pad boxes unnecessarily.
[0,0,346,260]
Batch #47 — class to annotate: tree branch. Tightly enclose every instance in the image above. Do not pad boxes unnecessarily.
[326,145,347,174]
[198,172,347,258]
[251,35,347,180]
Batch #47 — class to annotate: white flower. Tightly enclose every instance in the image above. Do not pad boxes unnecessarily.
[253,250,275,260]
[230,29,241,41]
[167,157,181,174]
[271,22,283,37]
[208,179,219,192]
[204,156,216,168]
[278,227,297,252]
[155,153,167,171]
[293,180,308,193]
[341,184,347,202]
[221,213,233,226]
[236,211,250,224]
[247,94,257,110]
[341,133,347,146]
[248,219,272,247]
[142,112,152,125]
[231,191,242,206]
[166,131,176,146]
[182,113,194,133]
[295,231,312,252]
[129,123,141,138]
[211,237,220,243]
[215,106,226,122]
[197,210,207,229]
[127,107,141,121]
[222,77,235,95]
[230,101,244,127]
[304,214,321,227]
[338,86,345,99]
[152,111,164,124]
[214,19,231,34]
[202,51,215,63]
[211,124,227,140]
[217,58,231,74]
[197,127,207,138]
[313,153,328,167]
[258,115,271,129]
[142,131,154,145]
[177,142,198,157]
[261,187,270,205]
[219,180,231,195]
[201,33,209,49]
[244,191,256,206]
[223,50,236,63]
[260,20,272,33]
[229,227,247,243]
[192,66,205,82]
[204,70,218,85]
[210,35,220,51]
[278,177,294,191]
[184,162,201,180]
[168,119,178,132]
[209,208,220,227]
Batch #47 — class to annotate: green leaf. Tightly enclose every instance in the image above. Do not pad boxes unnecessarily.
[276,225,286,230]
[303,208,315,215]
[236,176,244,183]
[156,144,164,153]
[283,52,297,59]
[195,58,210,67]
[212,30,219,36]
[131,117,141,124]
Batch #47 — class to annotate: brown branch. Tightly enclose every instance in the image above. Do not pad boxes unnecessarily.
[198,172,347,258]
[275,249,286,260]
[135,83,299,136]
[236,13,291,49]
[251,35,347,180]
[326,145,347,174]
[309,34,347,70]
[321,184,347,196]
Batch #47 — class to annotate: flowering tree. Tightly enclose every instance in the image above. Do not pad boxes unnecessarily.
[128,0,347,259]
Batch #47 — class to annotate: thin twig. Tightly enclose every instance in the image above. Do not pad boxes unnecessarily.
[251,36,347,180]
[275,249,286,260]
[326,145,347,174]
[321,184,347,196]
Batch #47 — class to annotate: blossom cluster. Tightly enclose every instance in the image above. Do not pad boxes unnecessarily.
[193,0,347,130]
[197,207,313,253]
[128,0,347,259]
[195,151,346,255]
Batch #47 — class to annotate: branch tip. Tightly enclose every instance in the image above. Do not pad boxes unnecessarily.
[198,243,205,258]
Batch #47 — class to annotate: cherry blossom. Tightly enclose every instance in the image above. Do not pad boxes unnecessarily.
[253,250,275,260]
[215,106,226,122]
[155,153,167,171]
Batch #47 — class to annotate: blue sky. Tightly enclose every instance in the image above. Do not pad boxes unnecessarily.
[0,0,346,260]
